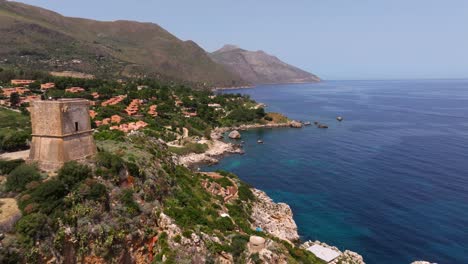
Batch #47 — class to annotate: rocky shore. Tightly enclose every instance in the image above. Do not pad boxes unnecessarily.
[175,122,369,263]
[177,122,294,168]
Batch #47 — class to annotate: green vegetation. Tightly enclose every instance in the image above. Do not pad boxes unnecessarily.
[0,108,31,152]
[5,164,41,192]
[0,159,24,175]
[168,142,208,155]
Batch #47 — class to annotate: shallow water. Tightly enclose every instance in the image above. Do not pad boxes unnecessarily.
[203,80,468,264]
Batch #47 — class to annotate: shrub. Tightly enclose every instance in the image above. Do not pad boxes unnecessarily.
[6,164,41,192]
[119,189,140,216]
[57,161,92,190]
[15,213,48,245]
[87,182,108,201]
[21,179,67,214]
[0,159,24,175]
[229,235,249,260]
[0,131,30,152]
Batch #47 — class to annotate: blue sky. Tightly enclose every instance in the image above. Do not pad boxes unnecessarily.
[15,0,468,80]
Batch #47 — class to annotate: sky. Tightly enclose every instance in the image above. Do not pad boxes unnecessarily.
[14,0,468,80]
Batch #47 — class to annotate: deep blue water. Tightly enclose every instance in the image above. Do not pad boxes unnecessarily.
[203,80,468,264]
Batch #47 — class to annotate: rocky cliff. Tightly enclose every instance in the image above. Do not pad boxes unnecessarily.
[210,45,321,85]
[250,189,300,242]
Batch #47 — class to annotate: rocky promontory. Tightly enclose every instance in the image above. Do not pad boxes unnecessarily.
[250,189,299,242]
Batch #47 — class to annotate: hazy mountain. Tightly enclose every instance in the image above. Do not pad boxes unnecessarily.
[0,0,246,87]
[210,45,321,85]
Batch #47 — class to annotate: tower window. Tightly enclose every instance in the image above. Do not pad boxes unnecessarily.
[75,122,79,132]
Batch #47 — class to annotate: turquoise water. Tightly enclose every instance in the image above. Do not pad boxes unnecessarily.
[203,80,468,264]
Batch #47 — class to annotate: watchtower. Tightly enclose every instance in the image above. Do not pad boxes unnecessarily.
[28,99,96,171]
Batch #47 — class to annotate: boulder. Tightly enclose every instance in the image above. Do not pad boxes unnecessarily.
[228,130,241,139]
[290,121,303,128]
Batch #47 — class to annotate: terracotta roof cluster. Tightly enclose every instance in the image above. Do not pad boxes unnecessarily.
[148,105,158,117]
[21,95,41,103]
[94,115,122,126]
[101,95,126,107]
[65,87,85,93]
[125,99,141,116]
[40,83,55,90]
[1,87,30,97]
[110,121,148,133]
[11,80,35,85]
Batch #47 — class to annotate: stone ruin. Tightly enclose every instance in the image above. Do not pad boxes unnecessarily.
[28,99,96,171]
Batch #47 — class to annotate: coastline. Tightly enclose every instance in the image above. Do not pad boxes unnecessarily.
[176,122,292,168]
[175,122,366,263]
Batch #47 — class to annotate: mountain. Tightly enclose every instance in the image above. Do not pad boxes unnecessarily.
[210,45,321,85]
[0,0,246,87]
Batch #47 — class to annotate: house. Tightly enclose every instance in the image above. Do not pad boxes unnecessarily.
[125,99,141,116]
[89,110,97,119]
[11,80,35,85]
[110,121,148,133]
[148,105,158,117]
[91,92,100,99]
[183,111,198,118]
[208,103,221,108]
[175,100,183,107]
[40,83,55,90]
[21,95,41,104]
[137,85,149,91]
[65,87,85,93]
[101,95,126,107]
[111,115,122,124]
[1,87,30,97]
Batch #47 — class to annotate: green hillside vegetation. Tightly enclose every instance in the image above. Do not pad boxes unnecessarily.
[0,0,247,88]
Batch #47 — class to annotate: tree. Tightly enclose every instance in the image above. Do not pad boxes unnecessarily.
[9,92,20,107]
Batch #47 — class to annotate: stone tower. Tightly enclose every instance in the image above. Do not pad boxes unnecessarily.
[28,99,96,171]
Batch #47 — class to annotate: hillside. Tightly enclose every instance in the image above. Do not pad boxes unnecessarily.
[0,0,247,87]
[210,45,321,85]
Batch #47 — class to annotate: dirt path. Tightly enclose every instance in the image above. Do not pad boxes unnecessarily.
[0,149,30,160]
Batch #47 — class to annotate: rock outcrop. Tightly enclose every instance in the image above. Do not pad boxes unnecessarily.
[290,120,303,128]
[301,240,365,264]
[250,189,299,242]
[228,130,241,139]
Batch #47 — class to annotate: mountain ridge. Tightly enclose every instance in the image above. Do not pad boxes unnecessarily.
[210,44,321,85]
[0,0,247,87]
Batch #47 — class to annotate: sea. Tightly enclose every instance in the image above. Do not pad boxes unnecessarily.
[202,80,468,264]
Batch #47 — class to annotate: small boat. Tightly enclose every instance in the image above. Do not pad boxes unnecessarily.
[314,121,319,125]
[257,139,264,144]
[303,121,311,126]
[318,124,328,129]
[337,116,344,122]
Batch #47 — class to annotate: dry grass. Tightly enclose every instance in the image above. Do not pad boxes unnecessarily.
[0,198,21,233]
